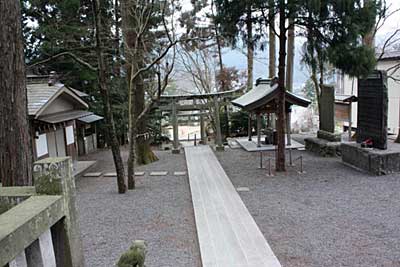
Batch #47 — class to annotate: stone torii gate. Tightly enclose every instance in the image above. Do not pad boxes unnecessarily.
[158,88,242,153]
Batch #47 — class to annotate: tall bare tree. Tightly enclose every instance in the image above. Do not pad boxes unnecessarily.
[286,19,295,92]
[121,0,176,189]
[268,0,276,78]
[93,0,127,193]
[0,0,32,186]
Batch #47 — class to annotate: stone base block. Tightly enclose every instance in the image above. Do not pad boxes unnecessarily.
[317,130,341,142]
[215,145,225,152]
[341,142,400,175]
[172,148,181,154]
[305,137,341,157]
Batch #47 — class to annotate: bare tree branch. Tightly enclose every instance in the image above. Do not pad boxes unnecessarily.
[27,51,97,71]
[377,29,400,60]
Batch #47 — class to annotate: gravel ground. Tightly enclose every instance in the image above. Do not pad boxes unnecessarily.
[216,148,400,267]
[75,147,201,267]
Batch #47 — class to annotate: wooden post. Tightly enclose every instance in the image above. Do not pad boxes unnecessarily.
[348,101,352,141]
[286,109,292,146]
[172,99,180,154]
[248,113,252,141]
[256,113,262,147]
[200,113,206,144]
[214,96,224,151]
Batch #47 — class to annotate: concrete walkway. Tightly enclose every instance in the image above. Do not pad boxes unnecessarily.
[185,146,281,267]
[235,136,304,152]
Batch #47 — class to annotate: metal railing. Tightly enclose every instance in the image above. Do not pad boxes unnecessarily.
[258,149,306,177]
[293,155,305,174]
[266,158,273,176]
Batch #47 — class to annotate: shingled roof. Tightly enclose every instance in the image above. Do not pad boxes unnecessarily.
[27,83,88,117]
[231,79,311,111]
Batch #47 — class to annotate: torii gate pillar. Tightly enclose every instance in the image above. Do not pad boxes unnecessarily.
[172,99,180,154]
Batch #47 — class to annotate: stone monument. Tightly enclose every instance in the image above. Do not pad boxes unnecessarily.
[317,85,341,142]
[305,85,341,157]
[356,70,388,149]
[341,70,397,175]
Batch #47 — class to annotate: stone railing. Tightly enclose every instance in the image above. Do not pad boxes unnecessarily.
[0,157,84,267]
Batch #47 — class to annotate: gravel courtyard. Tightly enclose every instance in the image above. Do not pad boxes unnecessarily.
[217,148,400,267]
[75,145,400,267]
[75,147,201,267]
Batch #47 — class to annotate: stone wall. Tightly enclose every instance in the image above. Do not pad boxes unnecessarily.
[341,143,400,175]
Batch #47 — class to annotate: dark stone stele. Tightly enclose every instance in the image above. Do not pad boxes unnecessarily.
[356,70,388,149]
[341,71,398,175]
[305,85,341,156]
[319,85,335,134]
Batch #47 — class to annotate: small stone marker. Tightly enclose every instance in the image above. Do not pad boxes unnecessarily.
[83,172,102,177]
[174,171,186,176]
[150,171,168,176]
[236,187,250,192]
[103,172,117,177]
[134,172,145,176]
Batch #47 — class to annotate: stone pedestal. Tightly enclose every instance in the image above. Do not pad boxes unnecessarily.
[305,137,341,157]
[33,157,84,267]
[342,142,400,175]
[215,145,225,152]
[172,148,181,154]
[317,130,341,142]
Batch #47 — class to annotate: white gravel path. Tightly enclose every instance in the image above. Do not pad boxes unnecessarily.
[216,148,400,267]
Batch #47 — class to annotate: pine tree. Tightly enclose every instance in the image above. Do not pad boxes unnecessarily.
[0,0,32,186]
[214,0,264,91]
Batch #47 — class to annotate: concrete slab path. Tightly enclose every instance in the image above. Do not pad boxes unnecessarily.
[235,136,304,152]
[185,146,281,267]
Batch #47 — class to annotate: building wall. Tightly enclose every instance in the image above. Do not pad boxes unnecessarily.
[31,121,78,162]
[341,59,400,134]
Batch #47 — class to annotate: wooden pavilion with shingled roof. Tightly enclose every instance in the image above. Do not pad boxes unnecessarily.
[231,78,311,147]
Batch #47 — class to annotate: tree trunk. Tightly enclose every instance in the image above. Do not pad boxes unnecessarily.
[0,1,32,186]
[134,77,158,165]
[127,123,136,189]
[362,0,375,49]
[114,0,121,76]
[212,1,230,138]
[246,7,254,91]
[121,0,158,189]
[93,0,126,193]
[286,18,295,92]
[276,0,287,172]
[268,0,276,78]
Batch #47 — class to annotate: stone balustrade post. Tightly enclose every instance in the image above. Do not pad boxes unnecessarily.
[33,157,84,267]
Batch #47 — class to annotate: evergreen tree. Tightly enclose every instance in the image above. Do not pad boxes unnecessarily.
[23,0,128,193]
[0,0,32,186]
[214,0,264,91]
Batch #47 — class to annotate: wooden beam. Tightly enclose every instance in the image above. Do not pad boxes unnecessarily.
[158,102,230,112]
